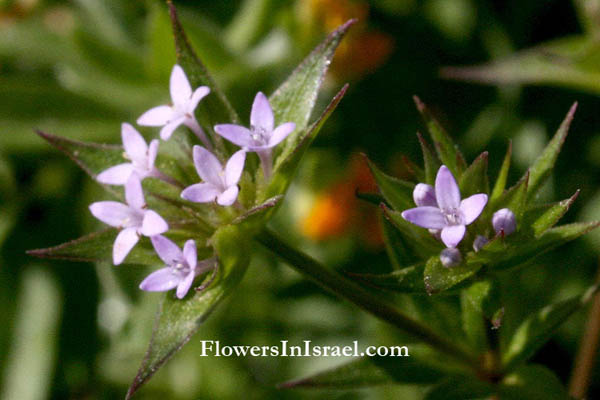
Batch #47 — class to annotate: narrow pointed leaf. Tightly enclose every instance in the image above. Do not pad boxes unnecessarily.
[350,264,426,293]
[460,289,487,352]
[381,213,414,269]
[424,255,483,294]
[381,204,442,257]
[413,96,466,176]
[530,190,580,237]
[491,141,512,204]
[126,225,250,398]
[27,229,160,265]
[270,20,355,157]
[491,171,528,220]
[484,221,600,271]
[279,349,448,389]
[461,279,502,351]
[367,158,415,211]
[167,1,239,128]
[499,365,570,400]
[355,191,385,206]
[402,155,425,182]
[526,102,577,200]
[502,285,599,371]
[417,132,441,185]
[231,195,283,232]
[459,151,489,197]
[267,84,348,199]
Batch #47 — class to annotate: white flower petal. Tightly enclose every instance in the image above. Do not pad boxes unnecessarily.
[137,105,173,126]
[216,186,239,206]
[125,174,145,210]
[435,165,461,210]
[268,122,295,148]
[176,270,196,299]
[170,64,192,105]
[188,86,210,113]
[183,240,197,270]
[181,182,220,203]
[113,227,140,265]
[89,201,134,227]
[250,92,274,132]
[141,210,169,236]
[122,123,148,163]
[96,163,134,185]
[160,117,185,140]
[460,193,488,225]
[150,235,183,265]
[224,150,246,187]
[139,267,183,292]
[193,145,223,186]
[441,225,466,248]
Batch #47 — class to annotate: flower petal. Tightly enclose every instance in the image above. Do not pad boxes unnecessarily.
[188,86,210,113]
[176,270,195,299]
[147,139,159,170]
[141,210,168,236]
[460,193,488,225]
[224,150,246,187]
[268,122,295,148]
[89,201,134,227]
[413,183,437,207]
[151,235,183,265]
[122,123,148,163]
[441,225,466,248]
[214,124,252,147]
[435,165,461,210]
[139,267,183,292]
[183,239,197,270]
[125,174,145,210]
[401,206,446,229]
[160,117,185,140]
[170,64,192,105]
[137,105,173,126]
[97,163,134,185]
[250,91,274,132]
[113,227,139,265]
[193,145,223,186]
[217,186,239,206]
[181,182,220,203]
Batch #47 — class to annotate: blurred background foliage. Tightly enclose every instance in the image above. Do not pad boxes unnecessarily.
[1,0,600,398]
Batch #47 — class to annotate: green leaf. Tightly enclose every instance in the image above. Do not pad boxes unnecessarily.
[499,365,570,400]
[424,376,493,400]
[460,288,487,352]
[483,221,600,271]
[349,264,426,294]
[381,204,442,258]
[490,140,512,204]
[270,20,355,158]
[413,96,466,177]
[381,213,414,269]
[502,285,599,371]
[529,190,580,237]
[367,157,415,211]
[167,0,239,141]
[460,279,502,351]
[526,103,577,200]
[417,132,441,185]
[423,255,483,294]
[231,195,283,232]
[266,84,348,199]
[279,347,448,389]
[459,151,489,197]
[126,225,250,399]
[27,229,160,265]
[491,171,529,220]
[441,35,600,95]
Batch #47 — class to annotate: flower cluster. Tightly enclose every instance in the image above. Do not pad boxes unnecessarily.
[89,65,295,298]
[402,165,516,267]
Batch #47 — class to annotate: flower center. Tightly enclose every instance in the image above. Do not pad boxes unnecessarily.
[442,208,464,225]
[250,126,268,145]
[170,260,189,273]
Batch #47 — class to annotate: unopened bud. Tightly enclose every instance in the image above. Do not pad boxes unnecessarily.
[440,247,462,268]
[413,183,437,207]
[473,235,489,252]
[492,208,516,236]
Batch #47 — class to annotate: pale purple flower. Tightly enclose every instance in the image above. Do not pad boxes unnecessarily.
[181,146,246,206]
[89,174,168,265]
[139,235,215,299]
[492,208,516,236]
[97,123,159,185]
[402,165,488,248]
[440,247,462,268]
[413,183,437,207]
[137,64,211,146]
[214,92,295,178]
[473,235,489,252]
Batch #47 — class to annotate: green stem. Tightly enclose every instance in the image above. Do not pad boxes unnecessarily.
[256,228,479,369]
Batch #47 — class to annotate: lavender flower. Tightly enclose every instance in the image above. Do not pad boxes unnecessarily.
[139,235,215,299]
[492,208,516,236]
[402,165,488,248]
[89,174,168,265]
[181,146,246,206]
[440,247,462,268]
[413,183,437,207]
[214,92,295,178]
[137,65,211,147]
[96,123,159,185]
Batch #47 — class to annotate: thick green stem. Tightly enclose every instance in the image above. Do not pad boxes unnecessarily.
[256,228,479,369]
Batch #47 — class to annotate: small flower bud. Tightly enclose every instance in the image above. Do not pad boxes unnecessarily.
[473,235,489,252]
[492,208,516,236]
[440,247,462,268]
[413,183,437,207]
